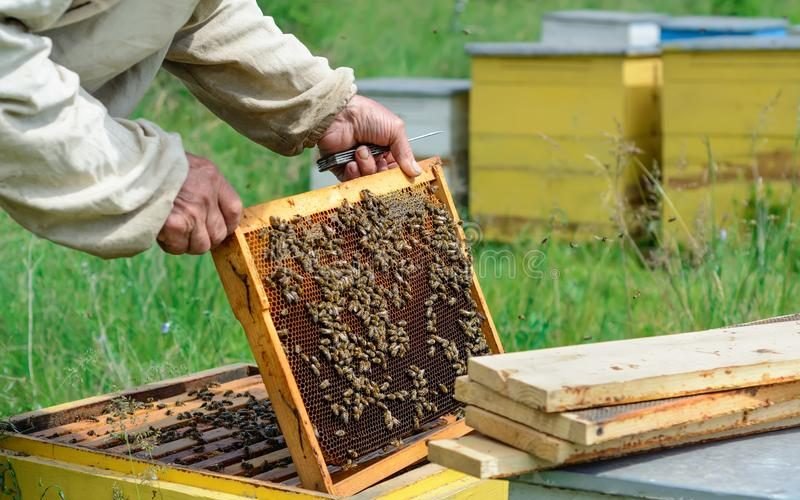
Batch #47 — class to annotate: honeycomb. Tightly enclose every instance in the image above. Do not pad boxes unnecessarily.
[243,181,490,466]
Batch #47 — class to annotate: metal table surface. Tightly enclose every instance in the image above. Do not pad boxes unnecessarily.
[510,428,800,499]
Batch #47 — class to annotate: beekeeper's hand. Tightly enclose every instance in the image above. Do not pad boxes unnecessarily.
[157,153,243,255]
[318,95,421,181]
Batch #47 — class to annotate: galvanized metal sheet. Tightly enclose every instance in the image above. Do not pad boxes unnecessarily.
[661,15,788,33]
[465,42,660,57]
[514,428,800,499]
[356,78,470,97]
[664,35,800,52]
[542,10,668,25]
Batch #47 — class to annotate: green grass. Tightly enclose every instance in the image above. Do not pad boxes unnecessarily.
[2,0,800,417]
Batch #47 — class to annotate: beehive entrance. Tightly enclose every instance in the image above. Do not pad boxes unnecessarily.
[214,159,502,494]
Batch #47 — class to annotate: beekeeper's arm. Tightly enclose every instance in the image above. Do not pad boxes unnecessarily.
[163,0,421,183]
[0,16,190,258]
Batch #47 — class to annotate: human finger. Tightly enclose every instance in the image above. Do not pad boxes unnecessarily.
[158,210,193,255]
[387,122,421,177]
[207,206,229,248]
[343,161,359,181]
[187,219,212,255]
[218,178,243,234]
[354,145,377,176]
[376,156,389,172]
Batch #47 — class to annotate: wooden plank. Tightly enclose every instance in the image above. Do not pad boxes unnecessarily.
[663,50,800,83]
[428,434,547,479]
[662,133,798,169]
[465,399,800,465]
[468,320,800,412]
[162,436,244,465]
[352,462,508,500]
[456,377,800,445]
[0,435,326,499]
[329,418,471,497]
[431,414,800,481]
[470,134,643,172]
[1,452,254,500]
[139,427,235,459]
[236,161,437,233]
[10,364,256,432]
[622,57,662,139]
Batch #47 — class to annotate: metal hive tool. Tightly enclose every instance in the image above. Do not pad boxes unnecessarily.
[316,131,443,172]
[213,157,502,495]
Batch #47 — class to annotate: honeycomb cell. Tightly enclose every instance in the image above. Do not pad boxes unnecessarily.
[243,183,490,465]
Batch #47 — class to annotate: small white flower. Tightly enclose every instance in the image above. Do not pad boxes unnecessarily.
[719,228,728,241]
[161,322,172,334]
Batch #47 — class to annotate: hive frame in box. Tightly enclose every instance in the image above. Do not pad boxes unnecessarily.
[0,364,506,499]
[212,157,503,495]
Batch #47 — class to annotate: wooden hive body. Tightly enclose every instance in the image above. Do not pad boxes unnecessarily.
[467,43,662,241]
[0,364,506,499]
[661,38,800,244]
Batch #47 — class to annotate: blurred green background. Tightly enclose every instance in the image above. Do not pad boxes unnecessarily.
[2,0,800,417]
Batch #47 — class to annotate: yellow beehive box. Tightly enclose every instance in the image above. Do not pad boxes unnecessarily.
[0,364,506,500]
[661,37,800,243]
[466,43,662,241]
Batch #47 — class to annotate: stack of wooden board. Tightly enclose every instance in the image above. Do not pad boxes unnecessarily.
[429,315,800,478]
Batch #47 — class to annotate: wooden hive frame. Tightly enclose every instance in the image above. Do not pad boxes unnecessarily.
[212,157,503,495]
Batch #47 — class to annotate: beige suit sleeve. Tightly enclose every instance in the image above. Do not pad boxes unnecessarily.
[163,0,357,157]
[0,19,189,258]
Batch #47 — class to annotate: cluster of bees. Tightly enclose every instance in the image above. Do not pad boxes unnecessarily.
[101,387,286,475]
[261,184,488,465]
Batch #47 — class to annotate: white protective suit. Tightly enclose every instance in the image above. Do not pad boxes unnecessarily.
[0,0,356,257]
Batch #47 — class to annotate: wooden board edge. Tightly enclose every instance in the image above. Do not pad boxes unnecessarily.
[212,233,333,493]
[467,320,800,412]
[567,380,800,444]
[524,360,800,413]
[467,396,800,465]
[330,419,471,496]
[457,377,800,446]
[466,406,568,463]
[428,433,546,479]
[431,413,800,481]
[237,159,440,233]
[354,461,508,500]
[0,434,323,499]
[0,452,256,500]
[467,357,548,409]
[454,377,586,444]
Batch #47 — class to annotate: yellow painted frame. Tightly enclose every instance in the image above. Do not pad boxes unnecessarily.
[0,441,506,499]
